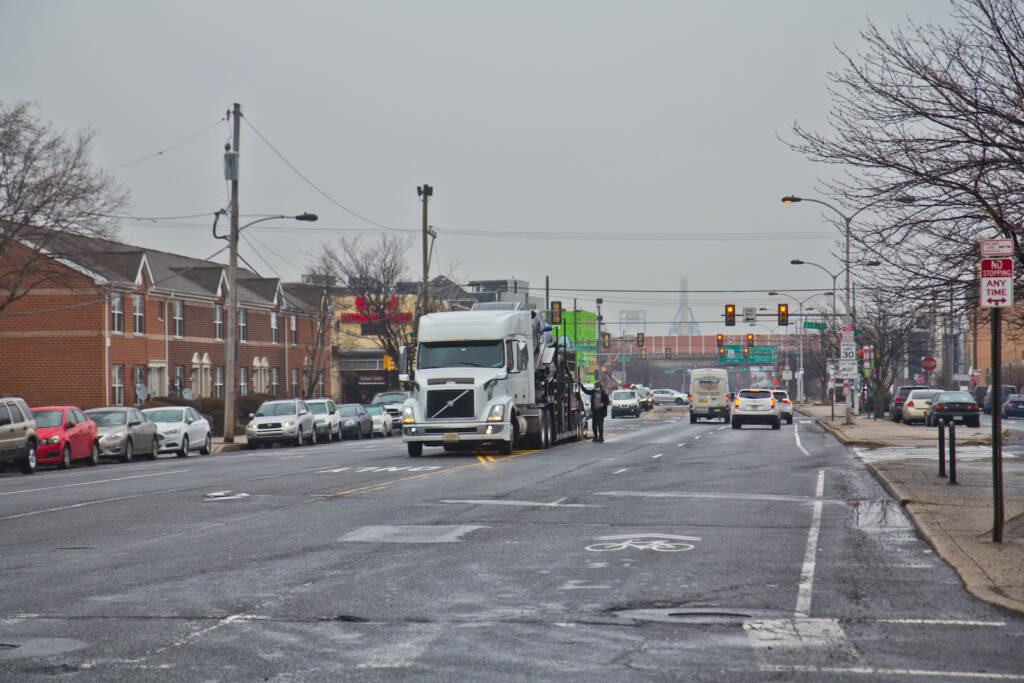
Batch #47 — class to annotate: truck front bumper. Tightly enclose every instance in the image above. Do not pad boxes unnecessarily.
[403,421,507,445]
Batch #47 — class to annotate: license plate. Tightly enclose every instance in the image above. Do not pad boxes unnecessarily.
[953,416,964,423]
[443,432,459,443]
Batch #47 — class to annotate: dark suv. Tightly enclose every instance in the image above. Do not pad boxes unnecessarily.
[0,396,39,474]
[890,385,939,422]
[983,385,1019,415]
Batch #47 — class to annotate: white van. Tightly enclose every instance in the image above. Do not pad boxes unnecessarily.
[688,368,730,423]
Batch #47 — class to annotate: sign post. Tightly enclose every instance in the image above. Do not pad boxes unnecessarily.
[979,240,1012,543]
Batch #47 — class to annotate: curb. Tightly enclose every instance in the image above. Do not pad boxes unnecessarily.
[865,461,1024,617]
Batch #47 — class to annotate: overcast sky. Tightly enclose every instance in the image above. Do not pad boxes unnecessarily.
[2,0,954,336]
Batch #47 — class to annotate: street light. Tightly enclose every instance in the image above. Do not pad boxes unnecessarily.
[219,212,318,443]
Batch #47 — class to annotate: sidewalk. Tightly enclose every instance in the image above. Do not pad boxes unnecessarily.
[798,403,1024,615]
[211,434,247,454]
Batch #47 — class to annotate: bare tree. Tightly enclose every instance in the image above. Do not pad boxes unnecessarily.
[856,291,927,418]
[320,234,415,383]
[0,101,129,314]
[786,0,1024,325]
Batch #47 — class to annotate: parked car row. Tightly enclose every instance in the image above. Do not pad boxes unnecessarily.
[893,387,982,427]
[244,397,397,449]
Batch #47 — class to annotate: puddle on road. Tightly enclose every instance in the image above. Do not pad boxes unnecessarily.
[847,499,913,532]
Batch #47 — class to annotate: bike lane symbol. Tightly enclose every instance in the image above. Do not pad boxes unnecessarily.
[585,533,701,552]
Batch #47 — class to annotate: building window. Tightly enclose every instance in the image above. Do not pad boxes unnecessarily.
[271,311,279,344]
[133,365,146,400]
[173,300,184,337]
[111,294,123,333]
[291,368,299,397]
[214,306,224,340]
[239,367,248,396]
[290,315,298,344]
[215,367,224,398]
[271,367,280,396]
[132,294,145,334]
[112,365,124,405]
[239,308,248,342]
[173,365,185,398]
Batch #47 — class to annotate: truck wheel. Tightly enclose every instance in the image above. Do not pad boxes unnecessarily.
[542,410,552,449]
[772,418,781,430]
[731,418,741,429]
[407,442,423,457]
[499,416,518,455]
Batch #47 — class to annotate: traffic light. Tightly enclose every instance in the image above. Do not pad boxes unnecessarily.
[746,333,754,347]
[636,332,644,348]
[602,332,611,348]
[743,347,750,361]
[550,301,562,325]
[778,303,789,326]
[664,347,672,359]
[718,347,726,361]
[383,355,395,371]
[641,347,647,359]
[725,304,736,326]
[716,333,724,348]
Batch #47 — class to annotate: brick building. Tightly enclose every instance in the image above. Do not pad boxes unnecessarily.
[0,230,325,410]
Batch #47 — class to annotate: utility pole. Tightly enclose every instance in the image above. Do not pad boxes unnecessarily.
[417,184,433,317]
[223,102,241,443]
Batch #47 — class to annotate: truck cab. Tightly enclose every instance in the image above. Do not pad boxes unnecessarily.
[399,309,583,456]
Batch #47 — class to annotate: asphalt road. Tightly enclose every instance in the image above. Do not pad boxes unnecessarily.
[1,412,1022,681]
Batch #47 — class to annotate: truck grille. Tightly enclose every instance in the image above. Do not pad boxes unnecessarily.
[426,389,475,419]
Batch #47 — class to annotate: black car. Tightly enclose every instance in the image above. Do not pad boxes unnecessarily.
[925,390,981,427]
[983,384,1018,414]
[338,403,373,439]
[1001,393,1024,419]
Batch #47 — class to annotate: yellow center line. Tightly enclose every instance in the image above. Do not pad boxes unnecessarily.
[324,449,540,498]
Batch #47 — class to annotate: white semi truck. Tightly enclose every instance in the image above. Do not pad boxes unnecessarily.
[398,306,585,457]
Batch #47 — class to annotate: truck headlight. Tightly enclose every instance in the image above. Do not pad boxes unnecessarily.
[402,406,415,424]
[487,404,505,422]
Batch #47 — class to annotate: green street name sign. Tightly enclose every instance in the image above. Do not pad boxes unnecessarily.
[719,345,776,364]
[804,321,826,330]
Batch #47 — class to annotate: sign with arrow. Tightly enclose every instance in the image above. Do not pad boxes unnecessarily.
[981,258,1013,308]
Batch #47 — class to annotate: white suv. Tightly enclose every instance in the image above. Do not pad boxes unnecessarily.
[731,388,781,430]
[771,390,793,425]
[610,390,641,418]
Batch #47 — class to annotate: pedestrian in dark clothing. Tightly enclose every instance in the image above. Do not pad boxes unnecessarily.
[587,381,610,442]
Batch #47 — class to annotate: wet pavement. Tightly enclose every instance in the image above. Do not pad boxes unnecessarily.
[798,403,1024,615]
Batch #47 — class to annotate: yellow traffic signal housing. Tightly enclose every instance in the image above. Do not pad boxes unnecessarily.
[383,355,395,370]
[716,333,724,348]
[778,303,789,326]
[725,305,736,326]
[550,301,562,325]
[665,347,672,359]
[743,347,749,360]
[746,333,754,347]
[636,332,645,348]
[602,332,611,348]
[640,347,647,359]
[718,347,726,360]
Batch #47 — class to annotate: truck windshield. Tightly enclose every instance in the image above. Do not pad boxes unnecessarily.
[418,340,504,369]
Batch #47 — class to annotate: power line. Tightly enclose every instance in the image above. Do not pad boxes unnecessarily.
[241,113,408,232]
[112,117,226,169]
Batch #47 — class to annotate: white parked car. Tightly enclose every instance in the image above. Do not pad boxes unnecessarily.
[365,405,393,437]
[142,406,212,456]
[305,398,341,441]
[651,389,688,405]
[245,399,317,448]
[731,388,781,430]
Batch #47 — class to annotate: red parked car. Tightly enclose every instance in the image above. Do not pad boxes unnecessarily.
[30,406,99,469]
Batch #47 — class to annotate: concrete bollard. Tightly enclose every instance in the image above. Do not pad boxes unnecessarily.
[948,420,957,485]
[937,417,946,478]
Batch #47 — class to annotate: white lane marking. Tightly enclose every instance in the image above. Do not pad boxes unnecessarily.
[795,469,825,618]
[677,443,686,447]
[0,469,189,497]
[694,435,701,440]
[718,426,728,431]
[652,453,663,459]
[559,579,611,590]
[613,468,628,474]
[794,419,810,456]
[439,498,593,508]
[874,618,1006,627]
[204,491,249,501]
[598,491,822,504]
[758,665,1024,680]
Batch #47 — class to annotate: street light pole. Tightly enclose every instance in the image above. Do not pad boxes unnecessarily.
[217,207,319,442]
